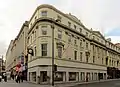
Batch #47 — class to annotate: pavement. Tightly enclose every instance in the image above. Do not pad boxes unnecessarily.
[0,79,120,87]
[70,80,120,87]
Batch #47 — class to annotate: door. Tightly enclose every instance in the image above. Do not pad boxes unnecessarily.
[40,71,47,82]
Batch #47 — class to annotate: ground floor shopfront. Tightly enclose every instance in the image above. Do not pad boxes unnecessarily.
[28,65,107,84]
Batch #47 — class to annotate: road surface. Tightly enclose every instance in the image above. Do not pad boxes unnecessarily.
[70,80,120,87]
[1,80,120,87]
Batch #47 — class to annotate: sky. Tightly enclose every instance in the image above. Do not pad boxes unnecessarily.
[0,0,120,57]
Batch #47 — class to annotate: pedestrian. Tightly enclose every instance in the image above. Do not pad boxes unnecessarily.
[20,72,23,82]
[86,75,88,82]
[0,75,2,82]
[3,73,7,82]
[17,73,20,83]
[12,74,14,80]
[15,74,18,83]
[10,71,14,80]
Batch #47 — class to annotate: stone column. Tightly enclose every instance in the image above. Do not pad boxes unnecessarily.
[79,72,81,82]
[96,73,98,80]
[36,67,40,84]
[27,70,32,82]
[66,72,69,82]
[27,71,29,81]
[76,72,79,81]
[47,70,52,84]
[85,72,87,82]
[63,72,66,82]
[104,73,107,80]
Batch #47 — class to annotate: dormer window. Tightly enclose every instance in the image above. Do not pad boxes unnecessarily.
[79,28,82,33]
[57,15,62,22]
[74,25,76,30]
[86,32,88,37]
[68,21,71,28]
[41,11,47,16]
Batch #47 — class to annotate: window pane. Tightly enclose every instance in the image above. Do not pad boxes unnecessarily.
[74,25,76,29]
[69,72,76,81]
[31,36,32,43]
[74,51,77,60]
[68,35,71,42]
[68,22,71,27]
[74,39,77,45]
[41,44,47,56]
[58,46,62,58]
[86,42,88,49]
[58,30,62,39]
[93,56,95,63]
[35,31,36,38]
[102,58,103,64]
[41,44,46,50]
[41,11,47,16]
[55,72,63,81]
[42,51,47,56]
[42,29,47,35]
[32,72,36,82]
[34,47,37,56]
[57,15,62,22]
[86,32,88,37]
[79,28,82,33]
[80,52,82,61]
[86,55,89,63]
[27,39,29,44]
[80,40,82,47]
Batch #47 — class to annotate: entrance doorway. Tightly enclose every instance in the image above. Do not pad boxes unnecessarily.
[40,71,47,82]
[98,73,103,80]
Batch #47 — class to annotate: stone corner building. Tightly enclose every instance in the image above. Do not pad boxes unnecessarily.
[6,4,120,84]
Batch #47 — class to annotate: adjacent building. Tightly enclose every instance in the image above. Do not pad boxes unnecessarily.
[6,40,13,71]
[6,4,120,84]
[0,57,5,75]
[6,21,29,80]
[115,43,120,47]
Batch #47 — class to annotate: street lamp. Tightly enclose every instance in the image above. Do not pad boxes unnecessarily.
[27,47,34,56]
[51,18,61,87]
[0,55,3,76]
[51,22,55,86]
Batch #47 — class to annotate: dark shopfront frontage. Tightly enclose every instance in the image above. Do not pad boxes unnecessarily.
[98,73,103,80]
[15,63,28,81]
[22,63,28,81]
[23,54,28,81]
[23,55,28,81]
[107,67,120,79]
[18,55,28,81]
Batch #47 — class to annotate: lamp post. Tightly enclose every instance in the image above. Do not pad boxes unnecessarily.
[51,23,55,86]
[51,19,60,86]
[1,55,3,76]
[0,56,1,74]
